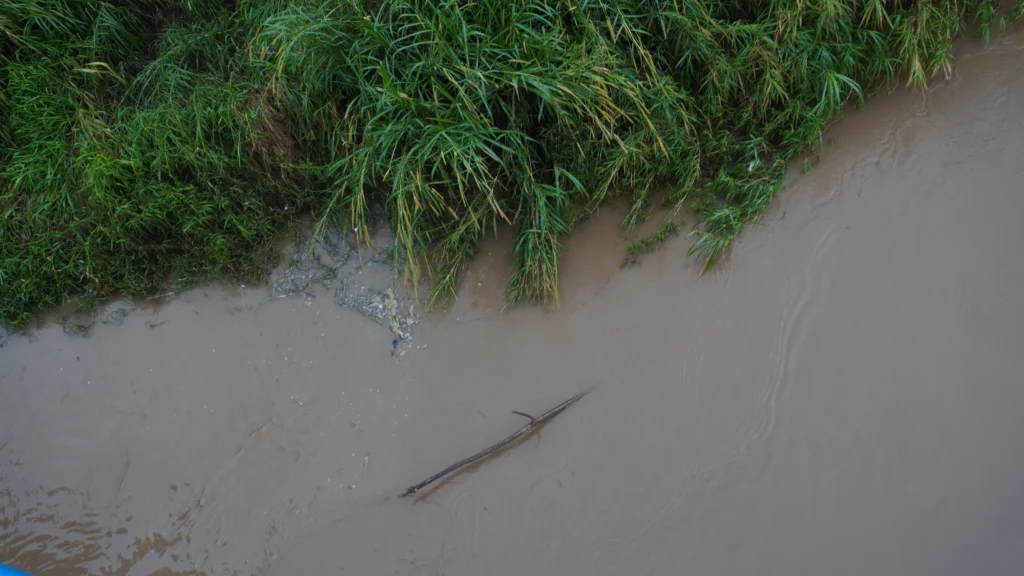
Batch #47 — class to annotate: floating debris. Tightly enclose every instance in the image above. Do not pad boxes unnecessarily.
[401,387,594,498]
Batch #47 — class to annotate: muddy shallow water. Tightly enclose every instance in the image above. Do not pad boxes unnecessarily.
[3,32,1024,576]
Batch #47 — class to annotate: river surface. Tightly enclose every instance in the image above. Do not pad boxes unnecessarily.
[3,32,1024,576]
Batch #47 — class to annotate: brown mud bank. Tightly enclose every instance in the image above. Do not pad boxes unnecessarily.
[3,32,1024,576]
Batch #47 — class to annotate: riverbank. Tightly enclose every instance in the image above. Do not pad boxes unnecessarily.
[2,27,1024,575]
[3,1,1021,327]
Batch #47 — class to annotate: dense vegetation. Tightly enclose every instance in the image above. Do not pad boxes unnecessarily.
[2,0,1020,326]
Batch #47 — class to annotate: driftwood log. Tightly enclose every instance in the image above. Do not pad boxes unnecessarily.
[400,387,592,497]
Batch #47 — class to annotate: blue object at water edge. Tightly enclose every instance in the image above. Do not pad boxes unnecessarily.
[0,564,33,576]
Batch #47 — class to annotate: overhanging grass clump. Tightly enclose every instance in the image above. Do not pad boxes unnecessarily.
[2,0,1020,326]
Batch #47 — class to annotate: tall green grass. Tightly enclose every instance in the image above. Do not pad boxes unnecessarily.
[2,0,1020,325]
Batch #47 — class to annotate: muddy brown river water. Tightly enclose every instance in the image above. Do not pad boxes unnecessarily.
[3,32,1024,576]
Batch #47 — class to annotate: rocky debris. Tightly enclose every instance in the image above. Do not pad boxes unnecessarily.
[344,287,418,341]
[269,230,352,299]
[270,221,424,350]
[102,303,138,326]
[61,317,93,338]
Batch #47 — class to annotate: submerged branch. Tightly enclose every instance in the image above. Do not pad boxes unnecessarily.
[400,387,593,497]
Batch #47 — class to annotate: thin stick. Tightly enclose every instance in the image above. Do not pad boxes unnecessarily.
[400,387,592,497]
[510,410,536,423]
